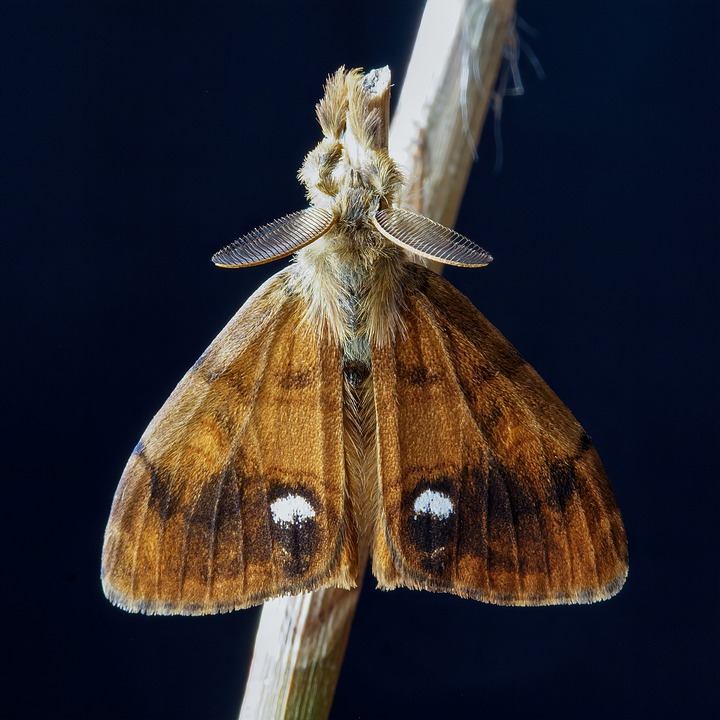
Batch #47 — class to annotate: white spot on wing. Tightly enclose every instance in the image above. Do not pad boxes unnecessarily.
[270,494,316,526]
[413,489,454,520]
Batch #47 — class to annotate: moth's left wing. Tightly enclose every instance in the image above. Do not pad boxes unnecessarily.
[372,265,628,605]
[102,269,356,614]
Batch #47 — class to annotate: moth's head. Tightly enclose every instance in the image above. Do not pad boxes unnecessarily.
[212,66,492,269]
[298,67,403,229]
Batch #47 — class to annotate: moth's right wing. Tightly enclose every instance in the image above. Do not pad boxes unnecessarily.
[372,265,628,606]
[102,268,357,614]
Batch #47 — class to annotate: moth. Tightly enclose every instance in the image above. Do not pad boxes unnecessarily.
[102,67,628,615]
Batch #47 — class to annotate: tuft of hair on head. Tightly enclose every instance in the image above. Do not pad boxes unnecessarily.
[345,68,382,153]
[316,67,349,140]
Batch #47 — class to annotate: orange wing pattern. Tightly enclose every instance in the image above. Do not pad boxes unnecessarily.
[372,266,628,605]
[102,269,357,614]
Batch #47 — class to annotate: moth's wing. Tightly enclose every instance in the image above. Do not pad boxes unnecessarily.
[102,268,356,614]
[372,266,628,605]
[212,208,335,268]
[373,208,492,268]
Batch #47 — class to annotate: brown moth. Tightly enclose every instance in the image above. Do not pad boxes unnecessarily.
[102,67,628,615]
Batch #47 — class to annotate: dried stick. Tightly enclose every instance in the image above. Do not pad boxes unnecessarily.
[239,2,516,718]
[391,0,516,227]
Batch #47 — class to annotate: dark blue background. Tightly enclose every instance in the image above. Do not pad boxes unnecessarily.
[2,1,717,718]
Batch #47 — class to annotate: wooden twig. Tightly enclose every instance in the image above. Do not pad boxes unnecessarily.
[391,0,516,227]
[239,586,364,720]
[392,0,516,274]
[239,2,516,718]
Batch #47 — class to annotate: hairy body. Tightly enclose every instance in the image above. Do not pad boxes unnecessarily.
[102,68,627,615]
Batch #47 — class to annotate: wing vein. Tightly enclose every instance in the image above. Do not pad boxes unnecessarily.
[204,465,227,606]
[232,463,246,595]
[572,484,601,594]
[128,461,155,606]
[177,480,206,605]
[497,467,522,592]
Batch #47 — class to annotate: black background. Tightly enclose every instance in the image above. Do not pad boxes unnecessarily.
[2,1,718,718]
